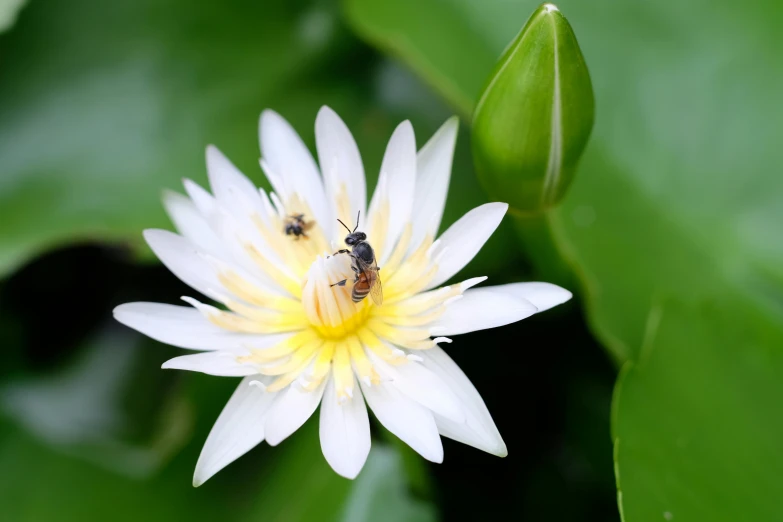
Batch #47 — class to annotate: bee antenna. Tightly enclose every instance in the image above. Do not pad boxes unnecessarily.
[337,218,352,233]
[353,210,360,232]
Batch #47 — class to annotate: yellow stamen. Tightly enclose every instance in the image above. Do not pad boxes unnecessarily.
[265,349,320,393]
[218,271,302,312]
[332,343,354,400]
[244,243,302,298]
[357,327,407,365]
[347,335,380,385]
[383,235,436,302]
[302,341,336,392]
[205,308,303,334]
[224,299,308,329]
[379,223,413,275]
[258,338,322,376]
[242,330,318,362]
[367,198,390,261]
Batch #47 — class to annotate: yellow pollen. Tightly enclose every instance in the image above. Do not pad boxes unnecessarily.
[302,254,375,340]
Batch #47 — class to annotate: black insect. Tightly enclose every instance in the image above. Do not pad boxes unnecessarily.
[284,214,314,240]
[330,211,383,305]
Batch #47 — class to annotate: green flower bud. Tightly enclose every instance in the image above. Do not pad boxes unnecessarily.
[472,3,594,215]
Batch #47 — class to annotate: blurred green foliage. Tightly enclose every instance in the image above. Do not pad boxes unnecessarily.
[0,418,433,522]
[613,300,783,522]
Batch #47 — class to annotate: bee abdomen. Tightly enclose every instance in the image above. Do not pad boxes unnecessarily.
[352,285,370,303]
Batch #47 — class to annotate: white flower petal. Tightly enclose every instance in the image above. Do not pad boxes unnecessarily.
[206,145,265,217]
[183,178,219,219]
[367,120,416,264]
[264,381,326,446]
[426,202,508,290]
[145,224,285,301]
[409,117,458,251]
[196,202,292,293]
[319,375,371,479]
[113,302,292,351]
[205,148,289,275]
[259,110,331,234]
[162,190,225,256]
[162,351,257,376]
[429,285,539,336]
[194,375,276,486]
[143,229,225,301]
[419,347,506,457]
[368,351,464,423]
[315,106,366,236]
[488,282,572,312]
[359,379,443,463]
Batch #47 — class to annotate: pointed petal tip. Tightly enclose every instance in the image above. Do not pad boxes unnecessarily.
[111,303,127,317]
[259,108,280,122]
[161,188,180,202]
[142,228,168,242]
[259,109,286,138]
[264,433,283,447]
[330,461,364,480]
[398,119,414,133]
[527,282,573,311]
[316,104,337,119]
[491,435,508,458]
[192,468,209,488]
[438,116,459,140]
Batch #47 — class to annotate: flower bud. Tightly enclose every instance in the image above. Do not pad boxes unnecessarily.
[472,3,594,214]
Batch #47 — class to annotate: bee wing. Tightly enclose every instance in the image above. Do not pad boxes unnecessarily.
[355,256,383,306]
[303,220,316,231]
[369,256,383,306]
[369,271,383,306]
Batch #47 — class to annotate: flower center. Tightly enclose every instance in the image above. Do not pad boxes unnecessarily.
[302,254,373,340]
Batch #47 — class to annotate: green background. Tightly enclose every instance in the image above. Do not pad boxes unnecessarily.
[1,0,781,520]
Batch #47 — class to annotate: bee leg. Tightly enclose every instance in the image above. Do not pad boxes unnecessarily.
[331,249,351,257]
[331,279,348,288]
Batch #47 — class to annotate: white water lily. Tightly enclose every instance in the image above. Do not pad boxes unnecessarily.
[113,106,571,485]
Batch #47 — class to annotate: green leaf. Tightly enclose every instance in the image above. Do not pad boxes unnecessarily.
[343,0,783,361]
[339,446,436,522]
[0,328,193,478]
[612,300,783,521]
[472,3,594,214]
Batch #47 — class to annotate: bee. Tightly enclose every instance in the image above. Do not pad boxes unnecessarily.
[284,213,314,240]
[330,211,383,305]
